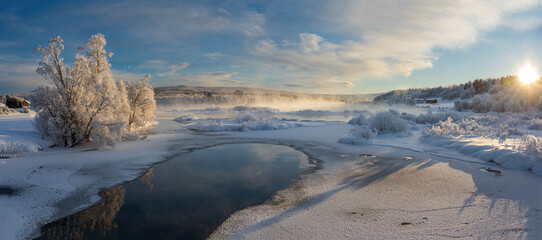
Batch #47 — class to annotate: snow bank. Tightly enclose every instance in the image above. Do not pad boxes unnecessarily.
[186,115,317,132]
[420,135,542,175]
[421,113,542,175]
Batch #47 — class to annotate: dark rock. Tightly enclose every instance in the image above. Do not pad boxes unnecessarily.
[5,95,30,108]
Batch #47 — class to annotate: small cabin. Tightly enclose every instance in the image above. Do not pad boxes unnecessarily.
[414,98,425,104]
[425,99,438,104]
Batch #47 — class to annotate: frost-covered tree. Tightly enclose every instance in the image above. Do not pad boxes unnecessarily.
[34,34,152,147]
[125,74,156,131]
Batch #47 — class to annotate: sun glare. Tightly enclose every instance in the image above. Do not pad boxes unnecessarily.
[518,65,539,84]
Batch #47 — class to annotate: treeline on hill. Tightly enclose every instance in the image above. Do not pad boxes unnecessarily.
[373,76,542,113]
[154,86,377,105]
[373,77,509,104]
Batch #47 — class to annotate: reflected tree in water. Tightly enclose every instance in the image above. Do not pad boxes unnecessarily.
[39,186,126,239]
[139,167,154,190]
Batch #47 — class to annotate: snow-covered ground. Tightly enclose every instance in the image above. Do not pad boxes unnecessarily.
[2,105,542,239]
[0,111,47,157]
[211,127,542,239]
[0,112,176,239]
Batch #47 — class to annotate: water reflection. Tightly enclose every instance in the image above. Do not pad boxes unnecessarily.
[39,144,310,240]
[40,186,126,239]
[139,168,154,190]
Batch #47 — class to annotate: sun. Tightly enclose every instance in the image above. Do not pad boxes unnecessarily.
[518,65,539,84]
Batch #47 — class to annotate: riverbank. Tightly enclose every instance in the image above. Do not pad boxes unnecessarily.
[210,124,542,239]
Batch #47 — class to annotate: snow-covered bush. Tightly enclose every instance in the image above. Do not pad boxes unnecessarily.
[399,111,460,124]
[454,100,470,112]
[370,111,410,134]
[33,34,155,147]
[235,114,259,123]
[423,117,464,137]
[0,139,41,155]
[423,114,524,139]
[347,110,410,139]
[0,105,16,115]
[527,119,542,130]
[348,115,369,126]
[349,125,378,140]
[124,74,156,131]
[521,135,542,158]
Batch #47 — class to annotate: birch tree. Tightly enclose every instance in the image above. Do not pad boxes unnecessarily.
[34,34,152,147]
[125,74,156,131]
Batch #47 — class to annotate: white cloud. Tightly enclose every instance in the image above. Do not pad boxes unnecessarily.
[299,33,323,53]
[75,1,265,41]
[170,62,190,71]
[240,12,265,38]
[134,57,241,87]
[136,59,189,77]
[503,15,542,30]
[111,69,144,83]
[204,52,225,60]
[251,0,542,91]
[136,60,170,70]
[0,55,41,94]
[0,41,17,48]
[159,71,242,87]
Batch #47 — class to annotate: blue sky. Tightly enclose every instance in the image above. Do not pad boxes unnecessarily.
[1,0,542,94]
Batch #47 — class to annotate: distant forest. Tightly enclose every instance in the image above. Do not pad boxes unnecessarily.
[373,75,542,113]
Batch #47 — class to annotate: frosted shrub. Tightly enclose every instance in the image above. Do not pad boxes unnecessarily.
[424,114,525,139]
[33,34,155,147]
[454,100,470,112]
[348,115,368,126]
[349,125,378,140]
[370,111,410,134]
[124,74,156,131]
[424,117,464,137]
[528,119,542,130]
[399,111,460,124]
[521,135,542,158]
[0,140,33,155]
[0,105,16,115]
[235,114,259,123]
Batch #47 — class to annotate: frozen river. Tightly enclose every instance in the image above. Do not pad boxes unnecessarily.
[39,143,312,239]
